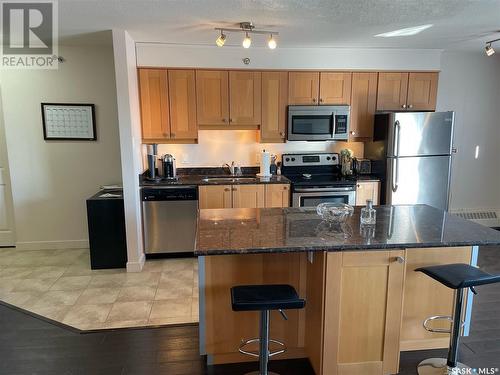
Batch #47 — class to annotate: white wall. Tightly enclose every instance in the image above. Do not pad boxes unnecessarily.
[137,43,442,70]
[0,38,122,249]
[437,51,500,211]
[112,29,145,272]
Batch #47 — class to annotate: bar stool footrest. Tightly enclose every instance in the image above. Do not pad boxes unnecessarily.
[423,315,453,334]
[238,338,287,358]
[417,358,471,374]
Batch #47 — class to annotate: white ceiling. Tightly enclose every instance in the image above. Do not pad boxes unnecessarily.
[59,0,500,51]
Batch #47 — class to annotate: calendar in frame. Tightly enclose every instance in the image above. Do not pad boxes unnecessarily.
[41,103,97,141]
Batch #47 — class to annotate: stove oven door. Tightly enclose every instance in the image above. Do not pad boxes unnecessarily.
[292,187,356,208]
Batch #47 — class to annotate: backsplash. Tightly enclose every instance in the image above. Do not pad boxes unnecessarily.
[143,130,364,169]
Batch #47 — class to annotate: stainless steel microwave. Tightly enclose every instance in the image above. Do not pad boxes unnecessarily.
[287,105,350,141]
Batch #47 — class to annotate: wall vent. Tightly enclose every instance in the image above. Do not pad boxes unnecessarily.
[451,209,500,227]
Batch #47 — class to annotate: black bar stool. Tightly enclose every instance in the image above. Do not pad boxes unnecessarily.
[231,284,306,375]
[415,263,500,374]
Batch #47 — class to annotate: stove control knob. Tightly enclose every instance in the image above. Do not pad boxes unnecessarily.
[326,156,331,161]
[285,157,290,162]
[291,157,296,162]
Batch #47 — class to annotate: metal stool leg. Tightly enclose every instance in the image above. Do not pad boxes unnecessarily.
[417,289,472,374]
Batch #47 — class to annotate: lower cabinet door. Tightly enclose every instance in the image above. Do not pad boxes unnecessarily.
[198,185,232,209]
[232,184,265,208]
[323,251,405,375]
[265,184,290,207]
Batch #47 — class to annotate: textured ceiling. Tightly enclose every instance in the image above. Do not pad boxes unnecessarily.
[58,0,500,50]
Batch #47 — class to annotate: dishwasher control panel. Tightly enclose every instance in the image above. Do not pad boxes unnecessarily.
[141,187,198,201]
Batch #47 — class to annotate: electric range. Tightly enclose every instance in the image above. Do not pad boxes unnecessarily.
[281,153,356,208]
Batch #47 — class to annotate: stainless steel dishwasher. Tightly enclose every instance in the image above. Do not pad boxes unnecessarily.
[141,186,198,254]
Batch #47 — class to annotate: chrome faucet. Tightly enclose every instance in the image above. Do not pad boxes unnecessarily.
[223,161,242,176]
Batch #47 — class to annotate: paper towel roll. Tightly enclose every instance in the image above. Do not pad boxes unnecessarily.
[257,150,272,177]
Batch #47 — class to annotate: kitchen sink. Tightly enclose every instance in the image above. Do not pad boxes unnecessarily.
[202,177,259,183]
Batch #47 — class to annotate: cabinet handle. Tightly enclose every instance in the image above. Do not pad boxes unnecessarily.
[224,188,230,192]
[395,256,405,264]
[312,98,317,103]
[283,186,288,190]
[222,118,227,123]
[408,104,413,109]
[319,98,323,103]
[357,184,360,188]
[232,187,237,191]
[171,133,176,138]
[402,104,407,109]
[229,118,233,123]
[280,132,285,137]
[350,131,356,136]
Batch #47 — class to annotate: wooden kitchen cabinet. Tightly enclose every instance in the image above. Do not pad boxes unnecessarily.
[261,71,288,142]
[138,68,170,142]
[377,72,439,111]
[321,251,405,375]
[196,70,229,126]
[319,72,352,105]
[407,72,439,111]
[288,72,320,105]
[229,71,261,126]
[232,184,265,208]
[350,72,378,140]
[377,72,409,111]
[355,180,380,206]
[198,185,232,209]
[264,184,290,207]
[400,247,472,351]
[168,70,198,140]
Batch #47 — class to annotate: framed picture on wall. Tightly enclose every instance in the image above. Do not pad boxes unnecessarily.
[41,103,97,141]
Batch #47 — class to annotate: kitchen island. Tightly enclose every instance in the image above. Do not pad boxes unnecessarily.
[195,205,500,375]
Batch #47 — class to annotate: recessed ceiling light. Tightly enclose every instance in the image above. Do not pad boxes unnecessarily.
[375,24,433,38]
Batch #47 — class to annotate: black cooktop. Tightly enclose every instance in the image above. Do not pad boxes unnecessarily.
[283,173,357,188]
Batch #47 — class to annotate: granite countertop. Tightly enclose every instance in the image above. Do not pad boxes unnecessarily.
[195,204,500,255]
[140,174,291,187]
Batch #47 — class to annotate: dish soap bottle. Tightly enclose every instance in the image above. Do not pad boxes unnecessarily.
[360,199,376,225]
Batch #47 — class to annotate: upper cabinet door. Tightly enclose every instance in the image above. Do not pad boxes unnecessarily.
[406,72,438,111]
[229,71,262,125]
[377,72,409,111]
[319,72,352,105]
[350,72,378,139]
[138,69,170,141]
[168,70,198,140]
[196,70,229,125]
[261,71,288,142]
[288,72,320,105]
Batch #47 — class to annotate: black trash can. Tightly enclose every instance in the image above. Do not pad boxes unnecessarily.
[86,189,127,269]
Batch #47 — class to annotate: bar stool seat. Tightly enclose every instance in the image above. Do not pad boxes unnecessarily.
[416,263,500,289]
[231,284,305,375]
[231,284,306,311]
[415,263,500,375]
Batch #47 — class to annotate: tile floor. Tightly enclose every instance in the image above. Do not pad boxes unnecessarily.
[0,248,199,330]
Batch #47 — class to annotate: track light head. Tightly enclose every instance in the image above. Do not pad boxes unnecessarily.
[485,43,495,56]
[242,32,251,48]
[216,31,226,47]
[268,34,277,49]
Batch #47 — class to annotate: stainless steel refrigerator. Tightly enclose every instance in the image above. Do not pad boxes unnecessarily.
[365,112,454,211]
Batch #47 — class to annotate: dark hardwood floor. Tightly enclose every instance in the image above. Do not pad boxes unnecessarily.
[1,246,499,375]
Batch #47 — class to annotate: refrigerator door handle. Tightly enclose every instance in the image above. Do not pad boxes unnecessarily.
[392,158,399,192]
[394,120,401,157]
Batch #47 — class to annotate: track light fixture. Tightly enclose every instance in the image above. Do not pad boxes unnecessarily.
[214,22,279,49]
[485,38,499,57]
[216,30,226,47]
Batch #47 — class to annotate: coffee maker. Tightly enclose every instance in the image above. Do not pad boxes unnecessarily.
[146,144,161,181]
[160,154,177,180]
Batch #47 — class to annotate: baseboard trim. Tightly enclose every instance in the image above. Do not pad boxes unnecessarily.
[15,240,89,251]
[127,253,145,272]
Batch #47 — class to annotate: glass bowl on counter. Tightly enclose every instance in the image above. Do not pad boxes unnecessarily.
[316,202,354,224]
